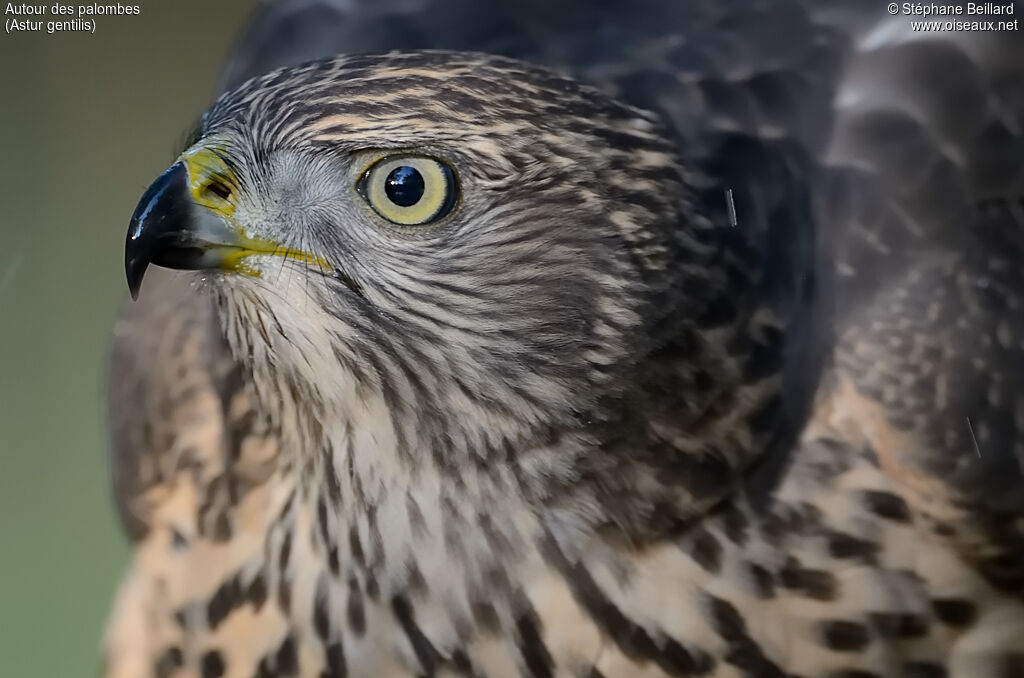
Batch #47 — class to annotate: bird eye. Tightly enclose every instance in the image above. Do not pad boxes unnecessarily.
[359,155,458,226]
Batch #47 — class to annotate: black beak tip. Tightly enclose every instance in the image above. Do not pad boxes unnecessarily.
[125,253,146,301]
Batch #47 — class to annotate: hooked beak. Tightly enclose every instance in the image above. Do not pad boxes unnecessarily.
[126,162,232,299]
[125,150,332,300]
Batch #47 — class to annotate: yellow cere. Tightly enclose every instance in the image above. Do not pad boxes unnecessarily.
[181,146,239,216]
[180,146,333,277]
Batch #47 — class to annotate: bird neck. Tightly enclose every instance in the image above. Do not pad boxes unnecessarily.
[243,340,791,559]
[213,240,798,548]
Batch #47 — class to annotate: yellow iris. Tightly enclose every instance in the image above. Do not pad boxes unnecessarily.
[361,155,458,226]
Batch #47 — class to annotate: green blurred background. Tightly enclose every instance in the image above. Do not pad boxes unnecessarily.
[0,3,252,674]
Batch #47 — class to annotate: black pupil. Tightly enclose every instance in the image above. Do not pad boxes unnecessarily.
[384,166,425,207]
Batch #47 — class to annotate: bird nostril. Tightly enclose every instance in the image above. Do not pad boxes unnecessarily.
[206,180,231,200]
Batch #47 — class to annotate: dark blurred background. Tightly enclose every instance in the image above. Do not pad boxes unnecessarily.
[0,3,251,673]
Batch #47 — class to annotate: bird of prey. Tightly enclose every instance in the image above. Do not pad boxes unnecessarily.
[104,1,1024,676]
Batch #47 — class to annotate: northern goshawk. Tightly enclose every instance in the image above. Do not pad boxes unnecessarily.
[105,1,1024,676]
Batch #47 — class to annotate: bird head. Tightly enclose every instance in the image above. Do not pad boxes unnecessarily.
[126,52,797,529]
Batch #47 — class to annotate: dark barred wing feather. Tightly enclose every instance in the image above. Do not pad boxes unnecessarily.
[821,18,1024,592]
